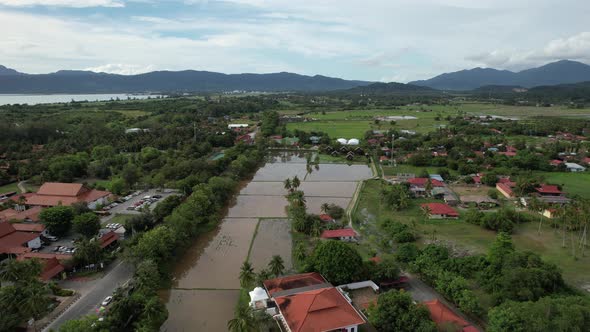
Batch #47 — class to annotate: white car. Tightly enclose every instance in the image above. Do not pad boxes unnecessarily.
[101,296,113,306]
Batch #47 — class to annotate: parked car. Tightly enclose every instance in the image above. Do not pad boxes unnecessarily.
[46,235,59,242]
[101,296,113,306]
[152,195,163,199]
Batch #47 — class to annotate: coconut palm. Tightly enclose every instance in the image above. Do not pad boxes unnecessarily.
[239,261,255,288]
[320,203,330,214]
[294,242,307,263]
[292,176,301,190]
[311,220,322,238]
[283,178,292,193]
[268,255,285,277]
[227,305,257,332]
[256,269,272,285]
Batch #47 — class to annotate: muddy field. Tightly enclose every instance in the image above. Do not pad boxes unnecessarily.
[249,219,293,272]
[172,218,259,289]
[160,289,239,332]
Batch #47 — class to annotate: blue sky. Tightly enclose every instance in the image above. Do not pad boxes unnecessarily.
[1,0,590,82]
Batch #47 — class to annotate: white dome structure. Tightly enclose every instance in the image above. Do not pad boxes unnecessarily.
[249,287,269,307]
[347,138,360,146]
[336,138,348,145]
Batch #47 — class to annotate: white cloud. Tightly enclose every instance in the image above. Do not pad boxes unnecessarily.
[84,63,155,75]
[0,0,124,7]
[466,32,590,71]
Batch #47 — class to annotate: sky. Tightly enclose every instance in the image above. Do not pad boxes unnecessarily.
[1,0,590,82]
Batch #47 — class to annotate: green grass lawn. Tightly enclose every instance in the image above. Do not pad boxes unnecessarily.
[537,172,590,199]
[0,182,19,194]
[354,179,590,290]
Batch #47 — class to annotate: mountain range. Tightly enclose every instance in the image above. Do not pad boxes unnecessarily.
[0,66,371,93]
[410,60,590,91]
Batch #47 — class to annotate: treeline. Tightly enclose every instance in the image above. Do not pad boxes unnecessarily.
[404,233,588,328]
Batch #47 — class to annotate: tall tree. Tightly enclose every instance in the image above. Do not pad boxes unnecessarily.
[239,261,255,288]
[40,205,75,236]
[268,255,285,277]
[73,212,101,238]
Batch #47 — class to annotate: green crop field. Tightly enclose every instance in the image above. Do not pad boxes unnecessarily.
[354,179,590,290]
[0,182,19,194]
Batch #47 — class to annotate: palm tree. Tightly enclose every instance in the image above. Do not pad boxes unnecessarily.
[311,221,322,238]
[292,176,301,190]
[294,242,307,263]
[268,255,285,277]
[320,203,330,214]
[255,269,272,285]
[227,305,256,332]
[239,261,255,288]
[283,178,292,193]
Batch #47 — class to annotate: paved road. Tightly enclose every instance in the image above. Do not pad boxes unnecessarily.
[17,180,27,193]
[43,260,134,331]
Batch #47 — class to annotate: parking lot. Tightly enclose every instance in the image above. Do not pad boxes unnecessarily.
[37,189,179,255]
[100,188,178,224]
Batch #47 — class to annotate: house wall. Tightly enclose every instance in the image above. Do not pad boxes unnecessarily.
[496,185,513,198]
[27,236,41,249]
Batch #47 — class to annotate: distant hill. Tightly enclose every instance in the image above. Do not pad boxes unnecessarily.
[343,82,438,94]
[0,66,372,93]
[410,60,590,90]
[0,65,22,76]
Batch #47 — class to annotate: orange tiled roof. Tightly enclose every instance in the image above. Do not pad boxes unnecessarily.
[275,287,366,332]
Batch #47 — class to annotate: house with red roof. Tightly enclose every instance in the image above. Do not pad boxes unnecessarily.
[379,156,389,163]
[535,184,563,196]
[421,203,459,219]
[582,157,590,166]
[0,221,41,255]
[260,272,366,332]
[496,181,516,198]
[320,228,358,242]
[319,214,335,223]
[0,206,43,223]
[99,231,119,249]
[550,159,564,167]
[24,183,111,209]
[424,299,478,332]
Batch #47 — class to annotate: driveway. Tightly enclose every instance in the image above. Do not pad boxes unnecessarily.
[404,272,484,331]
[43,260,134,331]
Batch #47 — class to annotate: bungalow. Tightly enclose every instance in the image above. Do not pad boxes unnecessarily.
[25,183,111,210]
[496,182,516,198]
[379,156,389,163]
[421,203,459,219]
[542,208,559,219]
[0,221,41,255]
[320,228,358,242]
[424,299,478,332]
[535,184,563,196]
[565,162,586,172]
[259,273,366,332]
[550,159,564,167]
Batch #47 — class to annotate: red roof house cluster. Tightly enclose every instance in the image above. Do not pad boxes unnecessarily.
[263,273,366,332]
[421,203,459,219]
[535,184,563,196]
[407,178,444,187]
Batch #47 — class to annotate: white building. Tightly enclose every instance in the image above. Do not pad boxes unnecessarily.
[565,162,586,172]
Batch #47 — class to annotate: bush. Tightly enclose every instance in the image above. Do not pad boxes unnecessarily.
[395,243,419,263]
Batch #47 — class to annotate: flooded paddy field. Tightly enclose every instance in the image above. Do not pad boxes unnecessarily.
[248,219,293,272]
[161,153,372,331]
[172,218,259,289]
[160,289,239,332]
